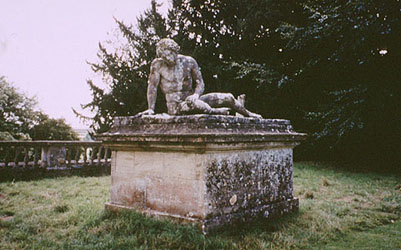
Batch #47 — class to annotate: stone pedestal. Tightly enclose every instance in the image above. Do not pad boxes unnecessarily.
[97,114,306,231]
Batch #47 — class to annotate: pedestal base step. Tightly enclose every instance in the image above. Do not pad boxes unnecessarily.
[105,198,299,232]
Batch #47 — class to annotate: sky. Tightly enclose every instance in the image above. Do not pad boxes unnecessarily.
[0,0,169,129]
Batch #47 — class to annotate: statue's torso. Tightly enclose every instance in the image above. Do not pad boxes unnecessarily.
[153,55,197,114]
[157,55,194,101]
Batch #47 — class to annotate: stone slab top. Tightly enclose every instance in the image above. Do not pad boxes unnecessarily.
[110,114,293,133]
[96,115,307,145]
[114,114,290,126]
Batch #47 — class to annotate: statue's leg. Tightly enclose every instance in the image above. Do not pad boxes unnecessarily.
[180,99,229,115]
[200,93,262,118]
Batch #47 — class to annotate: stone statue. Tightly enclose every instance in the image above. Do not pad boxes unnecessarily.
[136,38,262,118]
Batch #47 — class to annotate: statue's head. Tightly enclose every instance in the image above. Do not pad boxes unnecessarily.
[156,38,180,65]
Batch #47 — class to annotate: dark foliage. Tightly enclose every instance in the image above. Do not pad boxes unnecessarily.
[30,114,79,140]
[283,0,401,168]
[169,0,308,116]
[79,0,400,170]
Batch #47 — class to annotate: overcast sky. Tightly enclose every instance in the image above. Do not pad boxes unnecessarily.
[0,0,168,129]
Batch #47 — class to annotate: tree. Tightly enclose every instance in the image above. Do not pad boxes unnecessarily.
[30,114,79,140]
[174,0,401,167]
[0,76,40,140]
[1,76,79,141]
[78,0,301,131]
[168,0,308,117]
[81,0,400,169]
[281,0,401,167]
[166,0,322,133]
[76,0,170,133]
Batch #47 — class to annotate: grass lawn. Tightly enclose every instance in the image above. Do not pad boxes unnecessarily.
[0,163,400,249]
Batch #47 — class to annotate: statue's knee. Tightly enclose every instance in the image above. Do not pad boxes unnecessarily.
[227,93,235,100]
[224,94,236,104]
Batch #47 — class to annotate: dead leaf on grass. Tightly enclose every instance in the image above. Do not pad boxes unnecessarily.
[305,191,314,199]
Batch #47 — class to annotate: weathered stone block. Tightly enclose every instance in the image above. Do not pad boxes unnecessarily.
[98,114,306,231]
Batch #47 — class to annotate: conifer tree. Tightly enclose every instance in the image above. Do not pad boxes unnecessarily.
[168,0,307,117]
[80,0,400,168]
[283,0,401,166]
[76,0,170,133]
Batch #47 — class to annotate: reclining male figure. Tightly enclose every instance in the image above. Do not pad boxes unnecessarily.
[137,38,262,118]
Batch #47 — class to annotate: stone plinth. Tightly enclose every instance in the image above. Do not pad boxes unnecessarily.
[97,114,306,231]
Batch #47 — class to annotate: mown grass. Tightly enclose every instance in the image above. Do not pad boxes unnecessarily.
[0,163,400,249]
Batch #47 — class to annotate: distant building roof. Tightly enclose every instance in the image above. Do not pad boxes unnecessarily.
[73,129,94,142]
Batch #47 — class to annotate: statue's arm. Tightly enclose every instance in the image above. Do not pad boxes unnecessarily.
[190,58,205,97]
[147,60,161,112]
[135,60,160,117]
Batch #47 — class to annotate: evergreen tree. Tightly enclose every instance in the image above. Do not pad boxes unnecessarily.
[76,0,170,133]
[80,0,400,169]
[283,0,401,167]
[168,0,307,116]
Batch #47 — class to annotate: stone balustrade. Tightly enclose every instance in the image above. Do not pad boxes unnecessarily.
[0,141,110,170]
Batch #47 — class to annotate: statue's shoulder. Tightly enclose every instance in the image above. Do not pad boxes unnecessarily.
[178,54,198,66]
[150,58,164,68]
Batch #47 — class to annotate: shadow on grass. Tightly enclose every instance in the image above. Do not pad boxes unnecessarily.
[297,160,401,175]
[0,166,110,183]
[209,211,300,237]
[64,209,301,249]
[65,210,213,249]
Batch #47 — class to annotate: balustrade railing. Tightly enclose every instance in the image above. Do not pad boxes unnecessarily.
[0,141,110,170]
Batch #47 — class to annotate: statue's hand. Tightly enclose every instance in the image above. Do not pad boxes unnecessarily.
[185,94,200,107]
[135,109,155,117]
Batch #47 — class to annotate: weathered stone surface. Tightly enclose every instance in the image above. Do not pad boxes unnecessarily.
[203,149,297,228]
[101,114,304,145]
[98,115,306,231]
